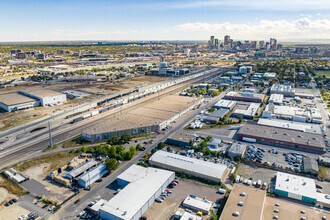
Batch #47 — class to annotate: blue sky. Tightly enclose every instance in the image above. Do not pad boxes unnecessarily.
[0,0,329,42]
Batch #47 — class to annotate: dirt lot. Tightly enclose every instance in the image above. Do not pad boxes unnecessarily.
[237,163,277,184]
[0,187,15,205]
[0,75,166,130]
[262,197,330,220]
[0,203,30,220]
[143,178,223,220]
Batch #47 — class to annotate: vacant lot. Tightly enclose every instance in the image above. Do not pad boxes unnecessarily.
[237,163,277,184]
[16,152,78,173]
[0,175,27,199]
[143,178,223,220]
[315,70,330,78]
[0,203,30,220]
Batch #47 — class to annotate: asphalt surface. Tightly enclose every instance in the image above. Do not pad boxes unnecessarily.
[55,91,225,219]
[0,67,230,170]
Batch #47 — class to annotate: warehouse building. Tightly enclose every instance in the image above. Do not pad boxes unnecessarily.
[182,195,213,215]
[270,84,295,97]
[224,91,265,103]
[318,156,330,167]
[0,92,39,112]
[82,95,200,142]
[204,108,229,124]
[149,150,229,183]
[237,124,326,153]
[20,89,67,106]
[63,75,106,82]
[99,165,175,220]
[78,163,108,188]
[232,103,260,119]
[213,100,236,110]
[275,172,317,204]
[269,93,284,105]
[166,132,197,147]
[63,160,97,180]
[228,143,247,158]
[303,158,319,175]
[220,184,266,220]
[262,103,322,123]
[257,118,322,135]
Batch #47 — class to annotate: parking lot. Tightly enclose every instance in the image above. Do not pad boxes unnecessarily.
[143,178,224,220]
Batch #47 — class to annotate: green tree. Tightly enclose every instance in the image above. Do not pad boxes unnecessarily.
[105,158,119,171]
[157,142,165,149]
[120,134,131,143]
[212,90,220,96]
[81,146,87,153]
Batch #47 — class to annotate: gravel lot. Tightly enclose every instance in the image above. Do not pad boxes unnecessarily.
[143,178,224,220]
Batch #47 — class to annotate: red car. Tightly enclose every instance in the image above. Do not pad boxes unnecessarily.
[74,199,81,204]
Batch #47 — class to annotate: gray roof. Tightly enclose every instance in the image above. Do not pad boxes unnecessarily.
[303,158,319,172]
[0,92,36,106]
[238,124,326,149]
[228,143,247,155]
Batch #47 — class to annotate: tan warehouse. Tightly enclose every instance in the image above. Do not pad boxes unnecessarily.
[82,95,201,142]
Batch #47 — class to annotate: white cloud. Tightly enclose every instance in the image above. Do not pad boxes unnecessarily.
[176,17,330,39]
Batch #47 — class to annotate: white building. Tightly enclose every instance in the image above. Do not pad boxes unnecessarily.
[20,89,67,106]
[0,92,39,112]
[149,150,228,183]
[269,94,284,105]
[182,195,213,215]
[233,103,260,119]
[99,165,175,220]
[78,163,108,188]
[214,99,236,110]
[270,84,295,96]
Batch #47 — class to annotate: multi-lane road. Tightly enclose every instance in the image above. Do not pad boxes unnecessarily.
[0,67,232,170]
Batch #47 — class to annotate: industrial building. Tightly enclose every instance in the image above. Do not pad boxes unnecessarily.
[63,160,98,180]
[63,75,106,82]
[0,92,39,112]
[257,118,322,135]
[263,72,276,79]
[220,184,266,220]
[98,165,175,220]
[237,124,326,153]
[270,84,295,97]
[303,158,319,175]
[149,150,229,183]
[166,132,197,147]
[275,172,317,204]
[82,95,201,142]
[213,100,236,110]
[269,93,284,105]
[78,163,108,188]
[262,104,322,124]
[207,138,221,150]
[20,89,67,106]
[228,143,247,158]
[204,108,229,124]
[224,91,265,103]
[4,168,29,184]
[182,195,213,215]
[318,156,330,167]
[232,103,260,119]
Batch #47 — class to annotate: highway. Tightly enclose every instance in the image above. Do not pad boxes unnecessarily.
[55,87,228,220]
[0,67,231,170]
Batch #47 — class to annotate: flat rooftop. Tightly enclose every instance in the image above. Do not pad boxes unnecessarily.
[220,184,266,220]
[275,172,316,200]
[0,92,36,106]
[257,118,322,135]
[83,95,198,135]
[149,150,228,182]
[63,160,97,179]
[262,197,330,220]
[238,124,326,149]
[225,91,265,100]
[183,195,213,212]
[99,165,174,220]
[167,132,196,143]
[214,100,237,108]
[20,89,64,98]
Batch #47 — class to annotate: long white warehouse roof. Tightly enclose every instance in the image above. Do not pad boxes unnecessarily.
[149,150,227,182]
[99,165,174,220]
[63,160,97,179]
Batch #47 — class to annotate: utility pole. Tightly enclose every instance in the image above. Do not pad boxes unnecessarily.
[48,121,53,148]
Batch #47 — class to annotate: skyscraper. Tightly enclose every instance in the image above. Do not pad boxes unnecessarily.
[210,36,215,46]
[259,40,264,49]
[224,35,230,46]
[251,41,257,49]
[214,38,219,48]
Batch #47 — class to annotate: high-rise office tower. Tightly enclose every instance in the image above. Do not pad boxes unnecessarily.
[214,38,219,48]
[224,35,230,45]
[210,36,215,46]
[259,40,264,49]
[251,41,257,49]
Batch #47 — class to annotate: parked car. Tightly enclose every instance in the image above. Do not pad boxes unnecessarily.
[96,179,102,183]
[75,199,81,204]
